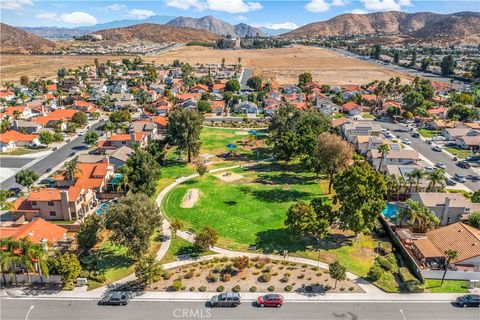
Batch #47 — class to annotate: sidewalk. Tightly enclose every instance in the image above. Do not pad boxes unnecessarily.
[1,287,462,302]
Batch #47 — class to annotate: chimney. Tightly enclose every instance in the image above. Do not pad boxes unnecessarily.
[441,197,451,226]
[60,190,72,220]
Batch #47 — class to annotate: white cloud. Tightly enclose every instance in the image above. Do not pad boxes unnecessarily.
[332,0,349,6]
[165,0,262,13]
[165,0,207,10]
[100,4,127,12]
[350,9,369,14]
[128,9,155,19]
[36,12,58,20]
[305,0,330,13]
[60,11,98,25]
[252,22,299,30]
[236,15,247,21]
[361,0,411,12]
[1,0,33,10]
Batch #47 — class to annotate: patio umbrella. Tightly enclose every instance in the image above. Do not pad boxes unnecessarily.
[226,143,237,150]
[248,130,258,136]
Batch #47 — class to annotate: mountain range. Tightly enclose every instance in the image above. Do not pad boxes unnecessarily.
[280,11,480,45]
[166,16,264,37]
[0,23,57,53]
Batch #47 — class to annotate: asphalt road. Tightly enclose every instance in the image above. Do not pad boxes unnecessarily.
[0,121,105,191]
[1,299,478,320]
[379,122,479,191]
[241,68,253,91]
[0,158,36,168]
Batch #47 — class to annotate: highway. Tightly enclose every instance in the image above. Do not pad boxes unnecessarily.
[379,122,479,191]
[0,121,105,191]
[1,299,478,320]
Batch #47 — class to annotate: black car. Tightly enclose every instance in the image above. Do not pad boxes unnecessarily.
[8,187,21,195]
[411,132,420,138]
[210,292,241,308]
[69,152,76,157]
[457,161,471,169]
[98,292,129,306]
[456,294,480,308]
[45,168,52,173]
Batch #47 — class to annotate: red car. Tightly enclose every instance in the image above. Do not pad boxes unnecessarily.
[257,294,284,308]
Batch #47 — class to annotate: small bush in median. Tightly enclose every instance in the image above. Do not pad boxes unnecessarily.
[172,280,183,291]
[198,286,207,292]
[216,285,225,292]
[267,286,275,292]
[232,285,241,292]
[249,286,257,292]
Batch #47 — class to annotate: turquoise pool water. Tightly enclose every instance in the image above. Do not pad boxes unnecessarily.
[96,203,109,215]
[109,173,123,185]
[382,202,398,219]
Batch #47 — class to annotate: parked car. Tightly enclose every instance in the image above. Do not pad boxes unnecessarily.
[69,152,76,157]
[445,178,457,186]
[432,145,442,152]
[210,292,241,308]
[8,187,21,195]
[257,294,284,308]
[45,168,52,173]
[432,136,446,141]
[435,162,446,169]
[457,161,471,169]
[52,147,58,151]
[39,178,55,185]
[454,173,467,183]
[78,131,86,136]
[424,166,434,173]
[98,292,129,306]
[411,132,420,138]
[456,294,480,308]
[467,174,480,181]
[402,138,411,145]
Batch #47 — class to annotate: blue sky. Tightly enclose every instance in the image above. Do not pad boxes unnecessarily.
[1,0,478,29]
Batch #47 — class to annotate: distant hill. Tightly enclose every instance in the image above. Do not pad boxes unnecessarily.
[93,23,220,43]
[166,15,265,38]
[20,26,89,40]
[0,23,57,53]
[80,15,176,32]
[260,27,294,36]
[279,11,480,44]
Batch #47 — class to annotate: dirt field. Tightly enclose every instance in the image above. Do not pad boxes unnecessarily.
[0,54,131,83]
[1,45,410,85]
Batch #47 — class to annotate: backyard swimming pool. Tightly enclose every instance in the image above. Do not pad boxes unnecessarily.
[96,202,109,215]
[382,202,399,219]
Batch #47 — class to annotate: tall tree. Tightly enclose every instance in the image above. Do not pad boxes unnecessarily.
[125,149,161,196]
[440,55,456,76]
[427,168,446,191]
[298,72,313,87]
[15,169,39,192]
[377,143,390,172]
[76,214,104,251]
[285,200,330,242]
[397,199,439,232]
[71,111,87,126]
[63,159,81,184]
[194,226,218,252]
[135,255,164,286]
[105,193,162,257]
[329,261,346,288]
[333,162,387,236]
[52,253,82,287]
[225,79,240,92]
[84,131,99,147]
[441,249,458,286]
[314,132,353,193]
[167,108,203,163]
[246,76,262,91]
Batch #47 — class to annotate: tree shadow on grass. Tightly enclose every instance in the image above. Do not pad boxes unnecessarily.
[253,228,354,255]
[251,188,311,203]
[254,173,317,186]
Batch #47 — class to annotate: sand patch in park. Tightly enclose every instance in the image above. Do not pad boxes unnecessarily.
[181,188,200,208]
[214,172,244,182]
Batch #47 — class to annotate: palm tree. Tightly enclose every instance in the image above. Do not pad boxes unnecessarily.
[441,249,458,286]
[410,168,425,192]
[116,123,128,133]
[377,144,390,171]
[18,238,34,284]
[2,239,21,285]
[64,159,81,184]
[104,122,116,137]
[30,245,49,284]
[427,169,446,191]
[396,175,406,201]
[397,199,439,232]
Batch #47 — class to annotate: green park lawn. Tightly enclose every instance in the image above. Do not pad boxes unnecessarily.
[444,147,475,159]
[417,129,439,138]
[421,279,470,293]
[160,236,215,264]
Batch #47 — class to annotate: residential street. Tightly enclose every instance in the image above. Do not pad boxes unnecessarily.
[0,121,105,191]
[240,68,253,91]
[2,299,478,320]
[378,122,479,192]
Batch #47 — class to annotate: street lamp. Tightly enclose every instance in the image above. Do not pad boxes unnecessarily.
[25,305,34,320]
[399,309,406,320]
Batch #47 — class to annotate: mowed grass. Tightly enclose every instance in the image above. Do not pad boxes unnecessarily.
[162,164,324,251]
[422,279,470,293]
[160,236,215,264]
[417,129,439,138]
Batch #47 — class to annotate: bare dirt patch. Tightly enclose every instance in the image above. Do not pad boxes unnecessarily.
[214,172,244,182]
[181,188,199,208]
[235,131,249,135]
[149,257,363,293]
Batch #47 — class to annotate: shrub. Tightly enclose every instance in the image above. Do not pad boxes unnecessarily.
[172,280,183,291]
[232,285,241,292]
[297,274,305,279]
[216,285,224,292]
[316,272,322,277]
[398,267,423,293]
[311,266,319,271]
[340,287,345,291]
[267,286,275,292]
[280,275,289,283]
[220,257,229,263]
[249,286,257,292]
[376,256,395,271]
[189,287,195,292]
[198,286,207,292]
[221,273,231,282]
[260,273,272,282]
[208,272,219,283]
[368,263,385,282]
[324,285,332,291]
[284,285,293,292]
[184,271,194,279]
[264,266,272,273]
[349,286,355,291]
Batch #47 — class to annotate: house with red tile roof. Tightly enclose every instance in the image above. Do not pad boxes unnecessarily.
[0,90,15,101]
[153,116,168,132]
[212,83,225,94]
[0,219,67,247]
[209,100,225,116]
[54,161,114,192]
[32,109,78,128]
[426,107,447,119]
[73,100,98,113]
[177,93,201,102]
[46,84,57,92]
[341,101,362,116]
[98,132,147,150]
[190,84,209,93]
[0,130,40,152]
[2,106,32,119]
[12,187,97,221]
